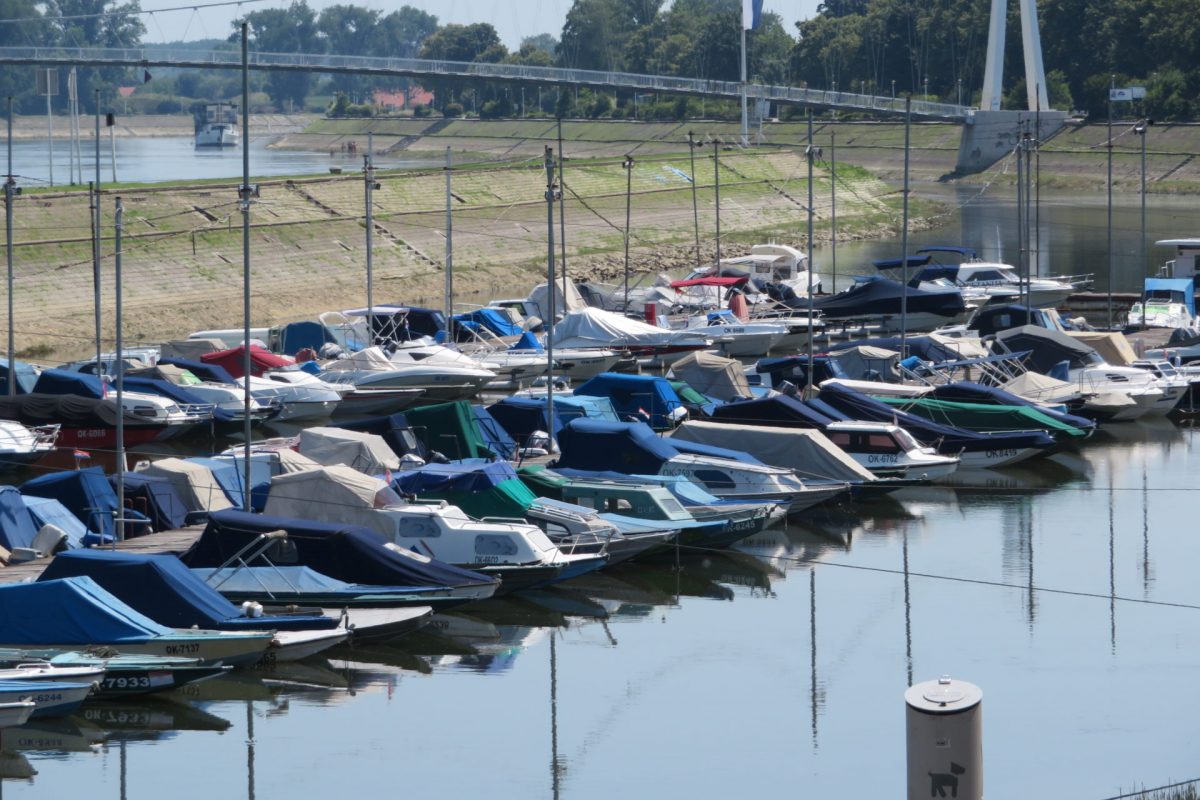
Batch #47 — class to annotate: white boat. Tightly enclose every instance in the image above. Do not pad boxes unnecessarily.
[552,307,713,364]
[914,247,1091,308]
[318,345,492,406]
[0,702,34,729]
[194,102,239,148]
[663,309,789,358]
[0,420,57,467]
[823,420,960,480]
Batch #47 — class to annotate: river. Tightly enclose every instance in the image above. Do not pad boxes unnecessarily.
[4,138,1200,799]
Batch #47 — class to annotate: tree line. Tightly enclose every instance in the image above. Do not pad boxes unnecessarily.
[0,0,1194,121]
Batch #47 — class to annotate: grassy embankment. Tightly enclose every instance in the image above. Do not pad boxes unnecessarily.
[3,130,930,362]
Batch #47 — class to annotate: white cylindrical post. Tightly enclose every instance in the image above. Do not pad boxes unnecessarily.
[905,676,983,800]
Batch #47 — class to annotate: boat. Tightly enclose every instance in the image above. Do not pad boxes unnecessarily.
[551,307,714,364]
[194,102,239,148]
[295,426,401,474]
[317,345,493,408]
[663,307,790,358]
[821,420,961,480]
[572,373,689,430]
[1123,278,1199,332]
[0,702,34,729]
[262,465,608,592]
[910,246,1091,308]
[0,649,230,697]
[810,276,969,332]
[0,679,96,718]
[554,418,846,515]
[191,344,346,422]
[181,509,502,609]
[0,577,275,667]
[0,420,57,468]
[39,550,350,662]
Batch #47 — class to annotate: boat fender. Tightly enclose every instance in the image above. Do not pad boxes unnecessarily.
[241,601,264,618]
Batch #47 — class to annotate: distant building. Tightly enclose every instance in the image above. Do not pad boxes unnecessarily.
[372,86,434,112]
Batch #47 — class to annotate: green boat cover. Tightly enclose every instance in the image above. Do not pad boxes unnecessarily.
[874,396,1087,437]
[668,381,712,407]
[516,465,566,501]
[404,400,498,461]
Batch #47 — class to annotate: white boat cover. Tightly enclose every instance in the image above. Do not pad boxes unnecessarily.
[264,465,402,536]
[820,378,933,398]
[1001,371,1079,404]
[527,278,588,322]
[136,457,233,512]
[1065,331,1137,366]
[828,345,901,381]
[669,420,876,483]
[552,307,709,349]
[927,333,989,359]
[322,346,394,372]
[160,338,225,360]
[669,351,752,401]
[273,449,324,474]
[297,427,401,474]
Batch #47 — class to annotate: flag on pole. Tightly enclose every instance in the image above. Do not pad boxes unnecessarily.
[73,449,91,460]
[742,0,764,29]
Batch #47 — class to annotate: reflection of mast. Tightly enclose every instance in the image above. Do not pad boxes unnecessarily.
[903,527,913,687]
[1142,464,1151,595]
[1025,498,1035,629]
[809,570,819,750]
[120,738,127,800]
[247,701,256,800]
[549,632,563,799]
[1108,463,1116,653]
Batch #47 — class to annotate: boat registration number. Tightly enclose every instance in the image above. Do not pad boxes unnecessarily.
[102,676,153,690]
[984,449,1019,460]
[867,454,900,464]
[165,643,201,656]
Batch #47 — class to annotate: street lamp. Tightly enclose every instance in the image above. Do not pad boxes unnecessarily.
[923,77,929,101]
[622,155,634,310]
[891,79,896,100]
[1134,118,1153,327]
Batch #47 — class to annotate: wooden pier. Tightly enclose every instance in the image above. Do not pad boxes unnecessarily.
[0,526,205,586]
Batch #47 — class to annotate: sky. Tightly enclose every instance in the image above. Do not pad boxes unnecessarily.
[143,0,823,49]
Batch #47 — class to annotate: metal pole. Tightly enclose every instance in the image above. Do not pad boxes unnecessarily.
[110,122,116,182]
[900,96,911,355]
[805,110,815,395]
[240,21,252,511]
[543,146,556,440]
[46,89,52,187]
[623,155,633,311]
[364,132,374,341]
[830,131,837,291]
[5,97,13,398]
[1035,89,1041,281]
[1106,77,1113,330]
[114,196,125,534]
[739,25,748,146]
[1025,132,1033,307]
[1016,123,1024,305]
[688,131,700,268]
[93,90,102,376]
[713,140,721,264]
[444,146,452,336]
[1140,120,1147,329]
[557,117,567,297]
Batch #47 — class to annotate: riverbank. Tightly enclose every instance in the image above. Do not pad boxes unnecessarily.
[274,116,1200,193]
[0,145,931,362]
[5,112,315,139]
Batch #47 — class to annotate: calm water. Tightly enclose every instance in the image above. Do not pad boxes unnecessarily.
[4,423,1200,798]
[5,135,429,185]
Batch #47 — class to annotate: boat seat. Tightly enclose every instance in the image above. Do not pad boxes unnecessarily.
[7,524,70,564]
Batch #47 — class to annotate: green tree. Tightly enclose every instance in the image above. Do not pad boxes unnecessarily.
[418,23,506,109]
[233,1,321,110]
[317,5,380,97]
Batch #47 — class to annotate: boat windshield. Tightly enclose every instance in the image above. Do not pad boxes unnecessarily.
[891,427,922,451]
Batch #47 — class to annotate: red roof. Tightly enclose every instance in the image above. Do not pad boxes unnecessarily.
[200,345,294,378]
[372,87,434,108]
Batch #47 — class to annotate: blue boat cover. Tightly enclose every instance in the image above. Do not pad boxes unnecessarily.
[817,382,1054,454]
[0,359,38,396]
[871,255,933,271]
[508,331,543,352]
[838,335,966,364]
[754,355,848,389]
[711,394,837,429]
[472,405,517,461]
[22,467,121,540]
[929,381,1095,431]
[454,308,524,338]
[332,414,428,460]
[574,373,683,430]
[964,305,1040,336]
[487,394,620,447]
[556,419,679,474]
[112,472,190,531]
[667,438,764,464]
[158,357,239,385]
[1143,278,1196,317]
[22,495,90,548]
[916,246,978,260]
[32,369,107,398]
[0,576,175,644]
[392,460,521,495]
[183,509,497,589]
[186,457,246,507]
[993,326,1098,373]
[811,277,966,319]
[39,550,336,631]
[0,485,41,551]
[275,321,337,357]
[207,455,273,512]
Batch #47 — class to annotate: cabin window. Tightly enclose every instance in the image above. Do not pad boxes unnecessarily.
[660,497,686,515]
[475,534,518,556]
[861,434,901,454]
[827,432,851,446]
[398,517,440,537]
[693,469,736,490]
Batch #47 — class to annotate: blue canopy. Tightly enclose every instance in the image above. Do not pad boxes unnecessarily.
[183,509,497,590]
[40,550,336,631]
[454,308,524,338]
[556,419,679,474]
[755,355,848,389]
[871,255,933,270]
[910,265,961,285]
[158,357,238,385]
[916,246,979,260]
[392,460,521,496]
[0,576,175,644]
[113,472,190,531]
[186,457,246,508]
[22,467,122,540]
[274,320,337,357]
[508,331,543,352]
[574,373,683,430]
[32,369,107,398]
[0,358,38,396]
[966,305,1047,337]
[711,394,837,429]
[22,495,91,549]
[817,382,1055,455]
[0,485,41,551]
[812,277,966,319]
[486,395,616,445]
[206,455,274,512]
[472,405,516,461]
[668,438,764,464]
[1143,278,1196,317]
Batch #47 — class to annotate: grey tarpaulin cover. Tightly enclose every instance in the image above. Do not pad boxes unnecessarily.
[668,420,875,483]
[668,351,752,401]
[297,427,401,474]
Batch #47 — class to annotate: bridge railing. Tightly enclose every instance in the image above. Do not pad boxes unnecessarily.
[0,46,973,120]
